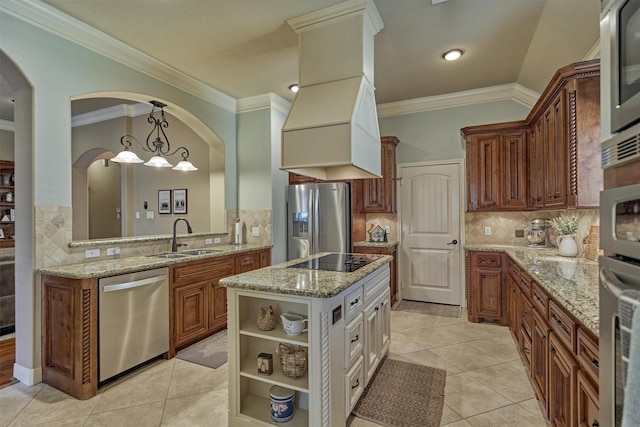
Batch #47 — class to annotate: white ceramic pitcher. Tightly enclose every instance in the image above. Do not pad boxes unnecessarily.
[556,234,578,257]
[280,313,308,336]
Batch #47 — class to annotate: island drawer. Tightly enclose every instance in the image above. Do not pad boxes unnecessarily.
[531,282,549,316]
[345,314,363,369]
[363,267,390,306]
[344,286,364,323]
[345,355,364,416]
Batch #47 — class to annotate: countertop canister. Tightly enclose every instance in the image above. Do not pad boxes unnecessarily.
[270,385,295,423]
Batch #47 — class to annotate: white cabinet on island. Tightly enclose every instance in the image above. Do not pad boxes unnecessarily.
[219,253,392,427]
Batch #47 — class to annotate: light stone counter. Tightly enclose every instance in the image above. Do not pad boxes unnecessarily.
[353,240,399,249]
[36,243,272,279]
[219,252,393,298]
[465,244,599,336]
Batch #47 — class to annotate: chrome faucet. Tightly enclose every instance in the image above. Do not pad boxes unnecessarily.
[172,217,193,252]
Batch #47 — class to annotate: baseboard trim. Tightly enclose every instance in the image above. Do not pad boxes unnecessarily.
[13,363,42,386]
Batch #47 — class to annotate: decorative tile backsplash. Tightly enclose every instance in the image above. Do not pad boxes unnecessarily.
[465,209,600,256]
[364,213,398,242]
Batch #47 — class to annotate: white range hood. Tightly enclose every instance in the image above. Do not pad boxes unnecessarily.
[281,0,384,180]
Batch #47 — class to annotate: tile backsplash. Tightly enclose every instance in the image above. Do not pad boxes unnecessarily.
[465,209,599,255]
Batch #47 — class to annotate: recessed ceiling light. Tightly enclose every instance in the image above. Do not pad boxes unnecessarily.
[289,84,299,93]
[442,49,464,61]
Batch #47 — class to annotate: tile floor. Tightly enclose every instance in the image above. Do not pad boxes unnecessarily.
[0,310,549,426]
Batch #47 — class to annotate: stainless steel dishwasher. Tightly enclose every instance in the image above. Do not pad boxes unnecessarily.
[99,267,169,382]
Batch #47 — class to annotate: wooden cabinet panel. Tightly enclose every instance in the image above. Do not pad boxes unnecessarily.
[544,93,568,208]
[532,309,550,413]
[502,131,528,209]
[520,296,533,340]
[576,369,599,427]
[259,249,271,268]
[532,281,549,318]
[236,252,260,273]
[529,121,545,208]
[576,328,599,385]
[361,136,399,213]
[210,282,227,330]
[173,257,234,285]
[549,333,577,427]
[468,251,504,323]
[174,281,209,347]
[549,300,577,353]
[520,328,533,370]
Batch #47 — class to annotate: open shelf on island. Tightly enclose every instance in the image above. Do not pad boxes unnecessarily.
[240,393,309,427]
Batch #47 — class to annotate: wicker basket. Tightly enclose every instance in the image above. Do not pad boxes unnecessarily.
[278,343,308,378]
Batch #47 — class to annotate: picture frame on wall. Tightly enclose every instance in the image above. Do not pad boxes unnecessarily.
[158,190,172,214]
[173,189,187,214]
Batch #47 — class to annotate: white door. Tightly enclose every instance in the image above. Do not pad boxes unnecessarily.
[399,161,463,305]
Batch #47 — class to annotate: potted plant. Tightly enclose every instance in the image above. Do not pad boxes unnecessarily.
[549,213,583,257]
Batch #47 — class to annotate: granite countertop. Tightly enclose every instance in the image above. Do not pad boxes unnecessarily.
[36,243,272,279]
[353,240,399,249]
[465,244,599,336]
[219,252,393,298]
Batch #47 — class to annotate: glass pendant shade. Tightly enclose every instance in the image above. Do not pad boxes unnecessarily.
[144,156,173,168]
[111,150,144,163]
[172,160,198,171]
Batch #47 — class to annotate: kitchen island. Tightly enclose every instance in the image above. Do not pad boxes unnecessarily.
[219,253,392,427]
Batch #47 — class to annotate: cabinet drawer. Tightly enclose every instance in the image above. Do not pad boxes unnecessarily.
[531,282,548,317]
[549,300,576,352]
[172,256,235,285]
[475,252,502,269]
[521,296,533,339]
[345,314,364,369]
[520,329,532,370]
[517,270,532,299]
[577,328,599,384]
[363,273,387,306]
[235,252,260,273]
[344,286,364,323]
[345,355,365,416]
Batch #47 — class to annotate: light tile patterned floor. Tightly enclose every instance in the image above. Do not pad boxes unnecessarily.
[0,310,549,426]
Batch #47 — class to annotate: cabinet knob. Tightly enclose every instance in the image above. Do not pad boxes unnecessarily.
[200,286,204,291]
[592,420,599,427]
[550,346,556,353]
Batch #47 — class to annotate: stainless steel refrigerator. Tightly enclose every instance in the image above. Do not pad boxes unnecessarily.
[287,182,351,260]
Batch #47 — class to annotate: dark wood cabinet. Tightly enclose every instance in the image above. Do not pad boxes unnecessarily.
[464,60,601,212]
[361,136,399,213]
[235,251,260,273]
[549,333,577,427]
[172,256,235,349]
[532,309,550,413]
[576,369,599,427]
[464,129,527,211]
[355,244,398,305]
[466,251,505,323]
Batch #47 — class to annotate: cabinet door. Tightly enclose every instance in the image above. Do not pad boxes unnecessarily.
[576,369,599,427]
[209,281,227,330]
[175,281,208,347]
[502,131,527,209]
[474,134,501,210]
[544,93,567,208]
[508,280,520,338]
[379,292,391,356]
[474,269,502,321]
[549,333,577,427]
[259,249,271,268]
[529,122,545,208]
[361,137,398,213]
[363,302,380,384]
[235,252,260,273]
[532,310,550,412]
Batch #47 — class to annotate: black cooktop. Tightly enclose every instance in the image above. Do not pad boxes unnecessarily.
[289,253,382,272]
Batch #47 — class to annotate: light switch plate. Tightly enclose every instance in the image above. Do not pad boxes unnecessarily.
[214,237,221,244]
[251,226,260,237]
[106,247,120,256]
[484,226,491,236]
[146,211,154,219]
[205,238,213,245]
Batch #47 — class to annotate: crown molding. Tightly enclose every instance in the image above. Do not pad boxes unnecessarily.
[376,83,539,118]
[1,0,237,113]
[0,119,15,132]
[287,0,383,34]
[236,93,291,115]
[71,103,149,127]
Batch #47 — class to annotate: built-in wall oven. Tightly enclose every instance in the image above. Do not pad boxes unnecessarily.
[600,183,640,427]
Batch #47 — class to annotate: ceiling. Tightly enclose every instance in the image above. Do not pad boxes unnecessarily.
[1,0,600,121]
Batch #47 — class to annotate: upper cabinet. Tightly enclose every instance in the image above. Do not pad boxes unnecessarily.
[361,136,399,213]
[463,60,602,212]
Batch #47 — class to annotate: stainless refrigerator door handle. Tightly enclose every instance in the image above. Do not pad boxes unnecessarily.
[313,187,320,254]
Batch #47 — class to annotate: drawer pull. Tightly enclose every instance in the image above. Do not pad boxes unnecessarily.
[479,259,495,264]
[523,311,530,317]
[555,318,568,332]
[352,379,360,390]
[592,420,599,427]
[350,298,360,306]
[375,306,380,312]
[351,334,359,343]
[592,359,599,369]
[523,348,531,354]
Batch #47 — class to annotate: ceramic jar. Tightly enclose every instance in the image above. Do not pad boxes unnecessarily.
[557,234,579,257]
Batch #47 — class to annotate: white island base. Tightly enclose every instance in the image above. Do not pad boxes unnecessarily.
[223,262,391,427]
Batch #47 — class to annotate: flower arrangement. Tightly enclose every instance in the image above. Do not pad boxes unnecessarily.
[549,213,583,236]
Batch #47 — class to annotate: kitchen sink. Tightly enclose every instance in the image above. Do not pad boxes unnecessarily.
[179,249,222,256]
[149,253,190,259]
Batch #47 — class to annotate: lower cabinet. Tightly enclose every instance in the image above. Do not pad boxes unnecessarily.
[363,288,391,383]
[549,333,577,427]
[466,251,504,323]
[467,250,599,427]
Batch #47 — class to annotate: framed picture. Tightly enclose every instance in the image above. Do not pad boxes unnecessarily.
[158,190,172,214]
[173,189,187,214]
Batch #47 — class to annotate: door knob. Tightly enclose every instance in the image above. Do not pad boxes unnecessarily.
[447,240,458,245]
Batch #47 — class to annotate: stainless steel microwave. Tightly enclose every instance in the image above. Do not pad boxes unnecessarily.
[601,182,640,260]
[608,0,640,133]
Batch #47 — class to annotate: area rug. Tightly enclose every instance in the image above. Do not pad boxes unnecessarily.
[353,358,446,427]
[176,329,227,369]
[393,300,461,318]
